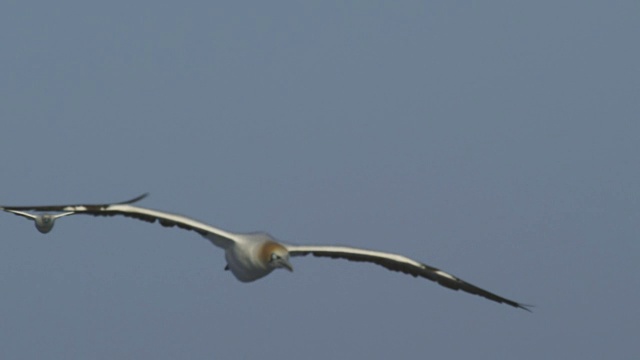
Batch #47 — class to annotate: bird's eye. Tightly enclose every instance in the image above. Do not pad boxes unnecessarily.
[270,253,280,262]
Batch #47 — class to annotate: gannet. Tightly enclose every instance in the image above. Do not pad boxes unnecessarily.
[0,194,530,311]
[1,194,148,233]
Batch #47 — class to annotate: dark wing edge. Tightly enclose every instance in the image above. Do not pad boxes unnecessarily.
[62,204,238,248]
[0,193,149,212]
[287,245,532,312]
[71,206,212,237]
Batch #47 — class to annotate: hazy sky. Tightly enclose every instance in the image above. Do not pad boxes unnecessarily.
[1,1,638,359]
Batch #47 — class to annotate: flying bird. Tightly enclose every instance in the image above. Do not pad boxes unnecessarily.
[1,193,148,233]
[0,194,530,311]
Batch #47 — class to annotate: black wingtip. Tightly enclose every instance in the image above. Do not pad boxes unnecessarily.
[516,303,534,312]
[119,193,149,204]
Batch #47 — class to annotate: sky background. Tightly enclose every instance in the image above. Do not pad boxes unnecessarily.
[1,1,638,359]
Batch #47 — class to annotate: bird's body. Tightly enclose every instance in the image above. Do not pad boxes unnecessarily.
[224,233,290,282]
[1,194,530,311]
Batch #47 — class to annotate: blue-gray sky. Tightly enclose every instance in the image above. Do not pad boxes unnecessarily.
[1,1,638,359]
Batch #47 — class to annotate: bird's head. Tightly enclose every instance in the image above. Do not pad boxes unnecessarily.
[34,214,55,234]
[262,241,293,272]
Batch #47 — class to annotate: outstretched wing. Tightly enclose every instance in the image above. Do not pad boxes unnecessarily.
[1,194,238,248]
[3,210,74,221]
[3,209,38,220]
[0,193,148,212]
[287,245,531,311]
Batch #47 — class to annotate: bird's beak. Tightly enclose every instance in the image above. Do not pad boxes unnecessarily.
[279,258,294,272]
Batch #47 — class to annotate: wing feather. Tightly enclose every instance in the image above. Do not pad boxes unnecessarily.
[1,194,237,248]
[3,209,37,220]
[287,245,531,311]
[0,193,148,212]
